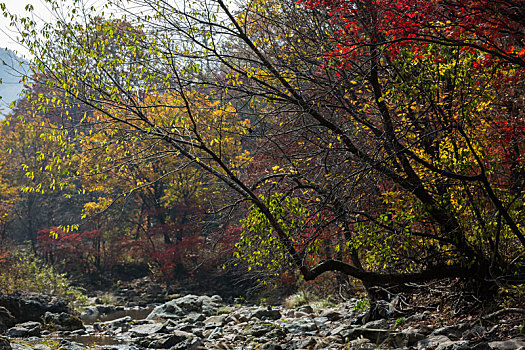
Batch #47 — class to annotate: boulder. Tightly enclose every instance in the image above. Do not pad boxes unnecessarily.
[345,327,390,344]
[95,315,132,332]
[147,295,223,321]
[284,319,318,334]
[43,312,84,331]
[250,308,281,321]
[0,308,15,332]
[6,321,41,338]
[0,294,68,323]
[128,323,167,337]
[136,330,197,349]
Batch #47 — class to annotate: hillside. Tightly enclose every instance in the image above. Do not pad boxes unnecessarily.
[0,48,27,116]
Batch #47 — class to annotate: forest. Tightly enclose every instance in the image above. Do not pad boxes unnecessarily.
[0,0,524,348]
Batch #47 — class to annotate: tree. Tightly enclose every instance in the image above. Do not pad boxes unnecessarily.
[5,0,525,292]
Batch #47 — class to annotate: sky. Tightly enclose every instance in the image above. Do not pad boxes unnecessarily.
[1,0,116,57]
[0,0,54,57]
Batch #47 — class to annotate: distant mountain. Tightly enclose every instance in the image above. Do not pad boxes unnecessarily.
[0,48,29,117]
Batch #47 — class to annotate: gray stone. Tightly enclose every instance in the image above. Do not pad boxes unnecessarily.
[436,340,470,350]
[284,319,318,334]
[250,308,281,320]
[266,327,286,339]
[187,313,205,323]
[247,323,276,337]
[260,344,283,350]
[9,344,32,350]
[128,323,167,337]
[146,331,194,349]
[147,295,223,321]
[462,325,486,340]
[203,315,226,328]
[432,324,468,340]
[297,305,314,314]
[0,337,10,350]
[207,327,222,340]
[349,337,376,350]
[171,337,202,350]
[6,327,29,338]
[329,324,352,336]
[96,315,132,332]
[211,295,223,304]
[44,312,84,331]
[418,335,452,350]
[363,318,388,329]
[346,327,390,344]
[0,308,15,331]
[320,309,343,321]
[487,338,525,349]
[0,294,68,323]
[296,337,317,348]
[388,327,426,347]
[15,321,41,336]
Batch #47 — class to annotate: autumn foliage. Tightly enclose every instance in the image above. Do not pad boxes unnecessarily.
[0,0,524,297]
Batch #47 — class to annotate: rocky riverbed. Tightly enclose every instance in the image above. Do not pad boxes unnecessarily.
[0,292,524,349]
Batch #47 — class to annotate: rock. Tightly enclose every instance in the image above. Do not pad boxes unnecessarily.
[487,338,525,349]
[203,315,226,328]
[171,337,202,350]
[187,313,205,323]
[436,340,470,350]
[346,327,390,344]
[330,325,353,336]
[147,295,223,321]
[43,312,84,331]
[296,337,317,348]
[0,336,10,350]
[128,323,167,337]
[147,332,195,349]
[9,344,32,350]
[462,325,486,340]
[0,294,68,323]
[313,316,330,329]
[211,295,223,304]
[6,327,29,338]
[28,345,50,350]
[418,335,453,350]
[266,327,286,339]
[363,318,388,329]
[297,305,314,314]
[250,308,281,321]
[247,323,277,337]
[349,337,377,350]
[0,308,15,332]
[320,309,343,321]
[259,344,283,350]
[432,324,469,340]
[96,315,132,331]
[284,319,318,334]
[6,322,41,338]
[56,340,87,350]
[387,326,426,347]
[207,326,222,340]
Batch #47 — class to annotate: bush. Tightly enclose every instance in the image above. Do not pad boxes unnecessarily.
[0,248,87,306]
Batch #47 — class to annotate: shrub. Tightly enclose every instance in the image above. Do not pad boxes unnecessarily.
[0,248,87,306]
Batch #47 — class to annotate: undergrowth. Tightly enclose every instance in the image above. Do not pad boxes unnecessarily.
[0,248,87,306]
